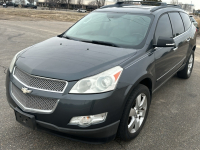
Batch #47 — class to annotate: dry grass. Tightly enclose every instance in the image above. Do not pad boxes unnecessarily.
[0,8,87,22]
[196,18,200,27]
[195,17,200,35]
[196,18,200,24]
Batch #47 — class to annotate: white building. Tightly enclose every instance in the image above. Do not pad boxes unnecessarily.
[37,0,114,10]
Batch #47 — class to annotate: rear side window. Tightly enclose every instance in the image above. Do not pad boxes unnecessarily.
[155,14,173,43]
[168,13,184,37]
[180,13,191,31]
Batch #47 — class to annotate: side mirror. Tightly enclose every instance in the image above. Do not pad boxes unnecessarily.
[154,37,175,48]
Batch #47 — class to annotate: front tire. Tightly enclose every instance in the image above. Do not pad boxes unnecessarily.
[118,84,150,141]
[177,51,194,79]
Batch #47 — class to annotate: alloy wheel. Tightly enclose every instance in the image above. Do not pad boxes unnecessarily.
[128,93,147,133]
[187,54,194,75]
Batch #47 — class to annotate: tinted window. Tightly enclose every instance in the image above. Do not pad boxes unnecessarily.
[155,14,173,43]
[180,13,191,31]
[169,13,184,37]
[64,12,152,49]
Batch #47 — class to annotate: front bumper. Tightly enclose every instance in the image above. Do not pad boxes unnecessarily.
[6,70,129,143]
[11,105,119,143]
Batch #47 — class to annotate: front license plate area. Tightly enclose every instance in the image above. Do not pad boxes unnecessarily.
[14,108,36,129]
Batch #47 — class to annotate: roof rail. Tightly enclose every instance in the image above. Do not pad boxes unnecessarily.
[101,1,182,11]
[101,1,167,8]
[115,1,167,6]
[150,4,182,12]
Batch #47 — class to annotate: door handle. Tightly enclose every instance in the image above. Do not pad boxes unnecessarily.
[173,47,178,51]
[186,38,190,42]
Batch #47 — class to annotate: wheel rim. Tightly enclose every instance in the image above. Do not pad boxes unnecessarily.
[128,93,147,133]
[187,54,193,75]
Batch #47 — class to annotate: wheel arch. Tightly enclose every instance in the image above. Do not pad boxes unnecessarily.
[192,45,196,51]
[117,75,154,139]
[139,78,153,97]
[124,74,154,104]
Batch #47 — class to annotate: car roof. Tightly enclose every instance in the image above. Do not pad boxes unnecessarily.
[95,2,184,15]
[96,6,157,14]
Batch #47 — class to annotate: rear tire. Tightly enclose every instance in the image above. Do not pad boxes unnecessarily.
[177,51,194,79]
[118,84,150,141]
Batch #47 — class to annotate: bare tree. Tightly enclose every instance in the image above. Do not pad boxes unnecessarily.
[64,0,71,9]
[88,0,96,6]
[95,0,99,8]
[15,0,25,5]
[27,0,34,4]
[170,0,178,5]
[88,0,101,8]
[99,0,105,7]
[77,0,83,8]
[143,0,162,1]
[47,0,59,9]
[95,0,105,8]
[60,0,71,9]
[67,0,71,9]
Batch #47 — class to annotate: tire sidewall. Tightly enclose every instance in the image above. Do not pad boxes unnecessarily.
[187,51,195,78]
[120,85,151,140]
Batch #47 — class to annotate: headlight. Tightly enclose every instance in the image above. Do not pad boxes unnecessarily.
[69,66,123,94]
[69,113,107,127]
[9,49,26,73]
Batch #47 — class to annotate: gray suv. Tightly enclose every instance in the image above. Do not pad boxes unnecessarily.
[6,1,197,143]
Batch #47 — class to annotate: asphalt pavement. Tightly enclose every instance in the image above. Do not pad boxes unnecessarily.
[0,19,200,150]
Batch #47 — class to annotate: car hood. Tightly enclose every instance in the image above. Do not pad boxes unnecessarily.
[16,37,137,81]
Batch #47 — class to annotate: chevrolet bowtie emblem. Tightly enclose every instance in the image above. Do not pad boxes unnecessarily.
[21,87,32,94]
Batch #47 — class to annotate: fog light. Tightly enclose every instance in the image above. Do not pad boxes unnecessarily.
[69,113,107,127]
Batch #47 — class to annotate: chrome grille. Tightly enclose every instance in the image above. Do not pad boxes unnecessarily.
[12,84,59,112]
[13,67,67,93]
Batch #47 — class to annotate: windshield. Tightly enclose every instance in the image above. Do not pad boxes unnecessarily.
[63,12,153,49]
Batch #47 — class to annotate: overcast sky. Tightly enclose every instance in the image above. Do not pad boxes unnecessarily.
[163,0,200,9]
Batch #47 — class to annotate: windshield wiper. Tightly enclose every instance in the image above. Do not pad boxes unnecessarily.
[62,37,120,47]
[82,40,120,47]
[62,35,80,41]
[62,35,72,40]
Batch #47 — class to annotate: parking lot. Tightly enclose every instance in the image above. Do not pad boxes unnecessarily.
[0,18,200,150]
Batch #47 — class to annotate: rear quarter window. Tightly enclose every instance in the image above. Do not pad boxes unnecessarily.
[168,12,185,37]
[180,13,191,31]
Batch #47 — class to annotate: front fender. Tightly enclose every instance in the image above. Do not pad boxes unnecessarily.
[118,50,156,118]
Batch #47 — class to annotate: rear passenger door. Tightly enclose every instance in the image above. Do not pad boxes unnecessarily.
[154,13,184,88]
[168,12,189,63]
[179,12,192,55]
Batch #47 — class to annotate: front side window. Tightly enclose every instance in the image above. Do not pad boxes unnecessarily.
[155,14,173,43]
[180,12,191,31]
[168,12,185,37]
[64,12,153,49]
